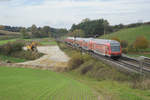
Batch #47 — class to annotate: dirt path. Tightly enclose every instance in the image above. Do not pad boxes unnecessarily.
[19,46,70,70]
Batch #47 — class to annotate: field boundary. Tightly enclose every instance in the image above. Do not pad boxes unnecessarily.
[0,62,67,72]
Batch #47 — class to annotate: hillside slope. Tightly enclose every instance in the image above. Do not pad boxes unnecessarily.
[0,30,20,35]
[0,30,20,40]
[100,25,150,44]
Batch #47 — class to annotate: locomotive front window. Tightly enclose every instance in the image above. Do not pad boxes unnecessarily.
[111,46,120,52]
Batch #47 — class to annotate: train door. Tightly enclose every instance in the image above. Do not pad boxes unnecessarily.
[105,46,109,56]
[89,41,93,50]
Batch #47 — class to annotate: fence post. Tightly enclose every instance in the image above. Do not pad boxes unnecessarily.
[138,56,145,80]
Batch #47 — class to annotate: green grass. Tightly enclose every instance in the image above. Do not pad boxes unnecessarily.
[127,54,150,58]
[65,71,150,100]
[0,55,27,63]
[40,41,57,45]
[23,38,57,45]
[0,30,20,35]
[100,25,150,44]
[0,67,97,100]
[0,39,17,45]
[0,38,56,46]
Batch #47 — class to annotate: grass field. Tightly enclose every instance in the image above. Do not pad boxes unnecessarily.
[0,39,17,45]
[0,55,27,63]
[0,30,20,40]
[0,30,20,35]
[0,67,97,100]
[65,72,150,100]
[100,25,150,44]
[40,41,57,45]
[0,38,57,45]
[127,54,150,58]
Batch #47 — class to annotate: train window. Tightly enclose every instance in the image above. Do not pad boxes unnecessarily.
[111,46,120,52]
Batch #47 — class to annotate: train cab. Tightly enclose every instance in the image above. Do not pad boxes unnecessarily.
[109,41,122,59]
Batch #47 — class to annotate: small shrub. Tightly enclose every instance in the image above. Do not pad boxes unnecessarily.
[133,36,149,50]
[82,54,92,61]
[68,52,84,70]
[121,40,128,48]
[122,48,128,54]
[11,50,43,60]
[131,79,150,90]
[80,60,94,74]
[0,40,25,55]
[128,44,136,52]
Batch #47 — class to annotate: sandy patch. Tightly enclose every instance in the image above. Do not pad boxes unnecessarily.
[19,46,70,69]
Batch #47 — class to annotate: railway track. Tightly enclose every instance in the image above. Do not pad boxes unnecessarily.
[92,52,150,74]
[120,56,150,74]
[57,40,150,75]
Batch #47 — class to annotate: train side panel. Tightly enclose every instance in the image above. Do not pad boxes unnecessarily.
[92,43,107,56]
[65,37,122,59]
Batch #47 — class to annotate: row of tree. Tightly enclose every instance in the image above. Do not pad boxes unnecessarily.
[69,18,150,38]
[0,24,68,38]
[20,25,68,39]
[1,19,150,38]
[70,18,111,37]
[0,25,22,32]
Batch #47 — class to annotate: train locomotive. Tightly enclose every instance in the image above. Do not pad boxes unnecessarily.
[65,37,122,59]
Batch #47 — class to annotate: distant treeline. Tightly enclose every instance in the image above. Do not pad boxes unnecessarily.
[0,25,68,39]
[0,19,150,38]
[0,26,22,32]
[69,18,150,37]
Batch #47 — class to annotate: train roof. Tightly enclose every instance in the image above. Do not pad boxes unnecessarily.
[66,37,120,45]
[67,37,74,40]
[92,39,119,44]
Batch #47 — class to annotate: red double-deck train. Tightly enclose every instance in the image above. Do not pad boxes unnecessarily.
[65,37,122,59]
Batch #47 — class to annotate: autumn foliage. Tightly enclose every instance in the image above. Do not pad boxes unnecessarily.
[133,36,149,49]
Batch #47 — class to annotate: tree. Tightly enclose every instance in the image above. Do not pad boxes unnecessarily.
[57,28,68,37]
[30,24,40,38]
[0,25,4,30]
[41,26,51,37]
[133,36,149,50]
[71,29,85,37]
[20,28,29,39]
[70,19,110,37]
[81,18,90,23]
[121,40,128,48]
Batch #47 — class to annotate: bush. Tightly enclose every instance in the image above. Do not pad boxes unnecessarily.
[131,75,150,90]
[11,50,43,60]
[0,40,25,55]
[68,52,84,70]
[122,48,128,54]
[121,40,128,48]
[133,36,149,50]
[80,60,94,74]
[128,44,136,52]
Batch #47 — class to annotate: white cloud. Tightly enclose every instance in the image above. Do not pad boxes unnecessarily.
[0,0,150,29]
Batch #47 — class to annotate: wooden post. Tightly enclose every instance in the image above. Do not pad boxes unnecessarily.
[138,56,144,80]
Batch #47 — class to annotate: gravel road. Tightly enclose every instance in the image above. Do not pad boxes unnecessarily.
[19,46,70,69]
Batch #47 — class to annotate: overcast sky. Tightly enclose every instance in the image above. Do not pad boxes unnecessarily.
[0,0,150,29]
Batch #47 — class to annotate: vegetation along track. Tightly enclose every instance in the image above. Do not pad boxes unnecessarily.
[120,56,150,74]
[91,52,150,75]
[60,40,150,75]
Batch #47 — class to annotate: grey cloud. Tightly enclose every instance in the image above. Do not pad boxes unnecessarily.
[0,0,11,2]
[0,0,150,29]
